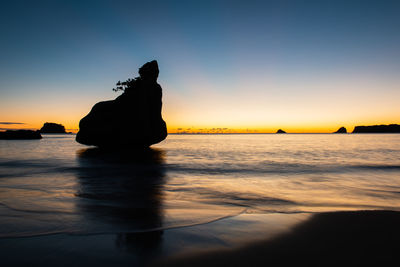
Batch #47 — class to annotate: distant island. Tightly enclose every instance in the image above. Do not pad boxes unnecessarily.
[352,124,400,133]
[0,130,42,140]
[40,122,66,134]
[334,127,347,133]
[276,129,286,133]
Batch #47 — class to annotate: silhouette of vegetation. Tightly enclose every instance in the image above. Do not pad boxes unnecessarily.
[112,78,140,92]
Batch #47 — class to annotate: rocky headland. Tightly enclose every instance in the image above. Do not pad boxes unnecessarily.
[0,130,42,139]
[76,60,167,148]
[352,124,400,133]
[276,129,286,133]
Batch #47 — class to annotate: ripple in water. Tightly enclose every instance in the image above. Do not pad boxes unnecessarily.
[0,134,400,237]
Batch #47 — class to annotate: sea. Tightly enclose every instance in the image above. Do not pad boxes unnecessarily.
[1,134,400,239]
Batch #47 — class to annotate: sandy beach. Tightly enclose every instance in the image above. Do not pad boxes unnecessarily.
[157,210,400,267]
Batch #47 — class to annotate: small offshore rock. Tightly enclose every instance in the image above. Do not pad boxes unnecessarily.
[76,60,167,148]
[334,127,347,133]
[40,122,66,133]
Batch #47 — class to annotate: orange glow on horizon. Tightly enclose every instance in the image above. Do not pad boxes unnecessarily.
[3,121,399,134]
[1,89,399,134]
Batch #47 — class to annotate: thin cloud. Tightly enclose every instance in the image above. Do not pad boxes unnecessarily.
[0,122,26,125]
[0,127,35,131]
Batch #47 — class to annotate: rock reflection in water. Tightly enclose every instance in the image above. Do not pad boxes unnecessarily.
[76,147,166,253]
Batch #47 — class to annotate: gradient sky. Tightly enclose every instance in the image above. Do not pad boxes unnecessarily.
[1,0,399,133]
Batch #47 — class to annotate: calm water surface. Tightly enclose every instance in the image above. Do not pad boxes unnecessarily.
[0,134,399,238]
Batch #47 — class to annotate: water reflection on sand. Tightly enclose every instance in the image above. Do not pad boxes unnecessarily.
[76,147,166,255]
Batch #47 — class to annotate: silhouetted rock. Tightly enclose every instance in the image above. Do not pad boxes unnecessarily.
[334,127,347,133]
[276,129,286,133]
[76,60,167,148]
[40,122,66,133]
[0,130,42,139]
[352,124,400,133]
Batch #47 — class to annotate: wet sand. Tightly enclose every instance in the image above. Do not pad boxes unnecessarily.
[0,212,307,266]
[1,210,399,266]
[157,210,400,267]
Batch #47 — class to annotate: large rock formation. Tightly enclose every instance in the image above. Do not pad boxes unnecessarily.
[276,129,286,133]
[40,122,66,133]
[352,124,400,133]
[334,127,347,133]
[76,60,167,148]
[0,130,42,139]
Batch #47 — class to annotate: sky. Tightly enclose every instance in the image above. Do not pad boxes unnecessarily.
[0,0,399,133]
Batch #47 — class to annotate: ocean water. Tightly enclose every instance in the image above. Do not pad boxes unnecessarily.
[0,134,400,238]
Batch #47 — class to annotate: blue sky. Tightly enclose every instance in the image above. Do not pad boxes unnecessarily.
[1,0,399,132]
